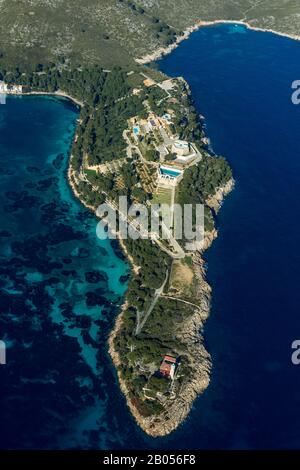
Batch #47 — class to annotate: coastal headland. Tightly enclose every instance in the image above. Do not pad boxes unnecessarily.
[1,60,233,436]
[67,69,234,436]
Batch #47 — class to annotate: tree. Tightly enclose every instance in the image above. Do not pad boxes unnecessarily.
[147,375,170,393]
[145,149,159,162]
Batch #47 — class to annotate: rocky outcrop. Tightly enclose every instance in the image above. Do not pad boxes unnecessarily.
[135,21,206,65]
[206,178,234,213]
[201,228,218,252]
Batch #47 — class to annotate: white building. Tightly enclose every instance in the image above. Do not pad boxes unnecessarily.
[12,84,23,93]
[162,113,172,124]
[9,84,23,94]
[172,140,191,157]
[0,81,8,93]
[172,140,198,164]
[0,82,23,94]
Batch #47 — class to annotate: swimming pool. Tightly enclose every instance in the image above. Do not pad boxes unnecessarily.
[159,166,182,178]
[133,126,139,135]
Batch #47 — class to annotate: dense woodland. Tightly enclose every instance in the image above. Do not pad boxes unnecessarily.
[179,154,232,203]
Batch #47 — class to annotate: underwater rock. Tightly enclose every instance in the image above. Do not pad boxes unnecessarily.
[85,270,108,284]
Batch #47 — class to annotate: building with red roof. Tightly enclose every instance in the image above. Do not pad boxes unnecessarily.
[159,355,177,380]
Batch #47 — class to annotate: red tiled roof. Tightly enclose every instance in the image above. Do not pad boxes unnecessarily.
[160,362,172,373]
[163,355,176,364]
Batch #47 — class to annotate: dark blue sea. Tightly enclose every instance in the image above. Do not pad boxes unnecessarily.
[1,23,300,449]
[157,23,300,449]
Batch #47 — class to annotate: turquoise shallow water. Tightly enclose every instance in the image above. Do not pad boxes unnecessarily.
[0,95,133,449]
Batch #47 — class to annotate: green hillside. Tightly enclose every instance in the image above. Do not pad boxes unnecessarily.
[0,0,299,68]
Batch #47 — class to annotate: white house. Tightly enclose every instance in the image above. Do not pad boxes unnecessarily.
[9,84,23,94]
[172,140,191,157]
[12,84,23,94]
[0,81,8,93]
[0,82,23,94]
[162,113,172,123]
[172,140,198,163]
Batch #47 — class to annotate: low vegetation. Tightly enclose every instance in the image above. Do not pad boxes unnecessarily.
[0,1,299,70]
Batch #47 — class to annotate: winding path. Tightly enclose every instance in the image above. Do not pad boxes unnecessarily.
[135,270,169,335]
[161,295,201,310]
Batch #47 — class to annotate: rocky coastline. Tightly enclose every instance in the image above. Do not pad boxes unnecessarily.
[107,182,233,438]
[108,250,212,437]
[206,178,235,214]
[136,19,300,65]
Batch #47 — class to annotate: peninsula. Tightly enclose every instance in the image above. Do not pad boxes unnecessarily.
[0,63,233,435]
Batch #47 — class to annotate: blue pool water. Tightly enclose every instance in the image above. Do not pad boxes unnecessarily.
[160,166,182,178]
